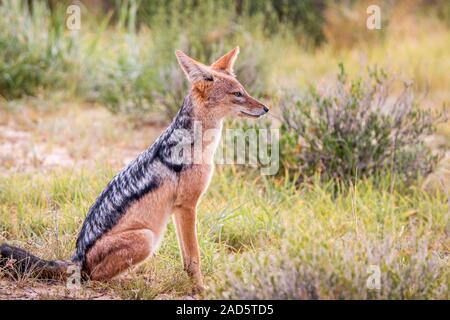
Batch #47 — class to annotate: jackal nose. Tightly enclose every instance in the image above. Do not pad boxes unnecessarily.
[263,106,269,113]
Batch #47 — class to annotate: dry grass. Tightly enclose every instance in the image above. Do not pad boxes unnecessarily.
[0,105,448,300]
[0,1,449,300]
[273,5,450,104]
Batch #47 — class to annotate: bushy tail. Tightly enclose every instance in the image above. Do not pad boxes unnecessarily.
[0,243,71,280]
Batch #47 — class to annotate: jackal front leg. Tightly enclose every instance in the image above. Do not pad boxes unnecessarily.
[173,206,204,293]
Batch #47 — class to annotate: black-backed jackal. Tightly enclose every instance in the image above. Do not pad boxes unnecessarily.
[0,47,268,293]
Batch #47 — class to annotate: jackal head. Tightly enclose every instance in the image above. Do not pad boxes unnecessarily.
[175,47,269,119]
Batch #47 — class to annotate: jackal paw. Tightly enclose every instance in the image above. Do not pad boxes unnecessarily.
[192,283,206,295]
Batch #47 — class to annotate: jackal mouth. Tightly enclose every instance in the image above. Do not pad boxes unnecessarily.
[240,110,266,118]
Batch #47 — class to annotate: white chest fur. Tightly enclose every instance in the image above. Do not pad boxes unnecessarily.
[193,121,223,165]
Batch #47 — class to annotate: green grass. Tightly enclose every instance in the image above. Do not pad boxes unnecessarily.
[0,166,448,299]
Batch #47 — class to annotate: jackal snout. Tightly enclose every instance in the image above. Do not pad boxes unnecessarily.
[238,93,269,118]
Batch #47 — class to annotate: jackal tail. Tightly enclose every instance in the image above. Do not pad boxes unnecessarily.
[0,243,71,280]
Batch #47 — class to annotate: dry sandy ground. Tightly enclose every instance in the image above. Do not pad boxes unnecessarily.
[0,102,165,174]
[0,279,120,300]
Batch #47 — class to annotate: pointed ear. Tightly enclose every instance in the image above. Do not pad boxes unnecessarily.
[175,50,213,83]
[210,46,240,76]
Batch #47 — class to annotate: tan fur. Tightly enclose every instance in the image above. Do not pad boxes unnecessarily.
[87,229,153,281]
[86,180,177,280]
[210,47,239,75]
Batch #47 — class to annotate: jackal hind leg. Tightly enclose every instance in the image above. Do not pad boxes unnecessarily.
[85,229,154,281]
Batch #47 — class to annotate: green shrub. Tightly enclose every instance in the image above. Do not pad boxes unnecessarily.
[279,65,447,183]
[137,0,326,46]
[0,1,79,100]
[243,0,326,46]
[91,0,272,121]
[93,55,160,118]
[86,1,159,119]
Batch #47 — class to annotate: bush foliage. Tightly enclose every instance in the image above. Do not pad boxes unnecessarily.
[0,1,79,99]
[279,65,446,182]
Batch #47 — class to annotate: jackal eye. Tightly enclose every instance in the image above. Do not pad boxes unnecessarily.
[232,91,243,98]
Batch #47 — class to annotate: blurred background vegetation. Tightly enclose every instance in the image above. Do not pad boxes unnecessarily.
[1,0,449,183]
[0,0,449,299]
